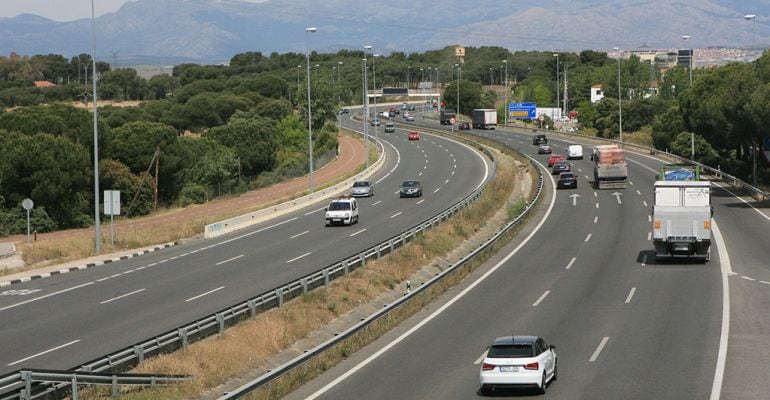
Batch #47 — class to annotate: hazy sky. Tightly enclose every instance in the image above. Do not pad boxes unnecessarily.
[0,0,266,21]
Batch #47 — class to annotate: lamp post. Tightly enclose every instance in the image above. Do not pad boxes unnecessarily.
[682,35,692,86]
[614,47,623,143]
[407,66,410,89]
[455,64,461,117]
[553,53,559,121]
[503,59,508,127]
[362,57,369,169]
[90,0,101,254]
[745,14,757,60]
[420,68,424,83]
[305,27,317,193]
[489,67,493,85]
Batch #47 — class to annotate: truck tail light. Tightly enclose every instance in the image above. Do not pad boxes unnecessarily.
[654,220,661,229]
[704,220,711,229]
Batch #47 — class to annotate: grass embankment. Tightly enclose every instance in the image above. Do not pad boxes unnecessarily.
[78,145,537,400]
[5,130,369,274]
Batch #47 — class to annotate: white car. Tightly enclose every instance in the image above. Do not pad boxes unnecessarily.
[324,197,359,226]
[479,336,557,395]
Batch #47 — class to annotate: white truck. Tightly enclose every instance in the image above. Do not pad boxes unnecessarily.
[652,177,712,262]
[324,197,359,226]
[591,144,628,189]
[471,109,497,129]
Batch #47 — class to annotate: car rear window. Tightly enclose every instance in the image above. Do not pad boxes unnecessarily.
[488,344,533,358]
[329,202,351,211]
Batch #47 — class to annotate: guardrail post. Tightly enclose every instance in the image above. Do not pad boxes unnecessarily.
[360,253,366,266]
[376,244,381,258]
[342,260,349,275]
[112,375,119,398]
[276,288,284,307]
[178,328,189,349]
[21,370,31,400]
[72,375,79,400]
[247,300,257,317]
[323,269,330,286]
[217,313,225,334]
[134,345,144,364]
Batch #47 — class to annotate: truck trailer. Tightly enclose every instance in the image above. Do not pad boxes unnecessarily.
[440,110,456,125]
[652,179,711,262]
[591,145,628,189]
[471,109,497,129]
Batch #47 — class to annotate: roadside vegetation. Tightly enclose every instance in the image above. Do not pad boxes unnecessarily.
[75,146,536,400]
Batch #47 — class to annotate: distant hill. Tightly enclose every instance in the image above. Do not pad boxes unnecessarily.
[0,0,767,64]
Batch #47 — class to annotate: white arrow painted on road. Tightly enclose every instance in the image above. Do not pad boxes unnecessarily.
[569,193,581,206]
[612,192,623,204]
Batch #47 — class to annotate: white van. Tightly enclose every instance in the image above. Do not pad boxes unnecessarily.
[325,197,359,226]
[567,145,583,160]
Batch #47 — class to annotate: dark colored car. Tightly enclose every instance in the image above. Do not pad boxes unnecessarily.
[557,172,578,189]
[339,108,350,114]
[533,134,547,145]
[408,105,416,111]
[459,122,471,130]
[399,180,423,197]
[552,161,571,175]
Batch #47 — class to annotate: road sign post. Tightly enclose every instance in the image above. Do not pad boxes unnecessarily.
[104,190,121,246]
[21,198,33,243]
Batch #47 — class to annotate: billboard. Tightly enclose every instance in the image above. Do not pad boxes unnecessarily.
[382,87,408,95]
[509,102,536,119]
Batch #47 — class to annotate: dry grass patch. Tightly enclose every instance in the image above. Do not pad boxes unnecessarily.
[76,147,531,400]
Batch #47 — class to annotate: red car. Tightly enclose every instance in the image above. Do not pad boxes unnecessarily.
[408,131,420,140]
[547,154,565,167]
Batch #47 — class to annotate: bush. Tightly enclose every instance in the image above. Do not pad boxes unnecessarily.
[177,183,207,207]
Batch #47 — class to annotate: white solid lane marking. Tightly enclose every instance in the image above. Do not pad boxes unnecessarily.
[710,220,732,400]
[566,257,577,270]
[0,282,94,312]
[416,199,425,205]
[286,252,312,264]
[741,276,756,281]
[585,233,592,242]
[714,183,770,221]
[647,232,652,241]
[290,230,309,239]
[8,340,81,366]
[304,208,325,216]
[350,228,367,237]
[474,350,488,365]
[185,286,225,302]
[589,337,610,362]
[302,155,555,400]
[532,290,550,307]
[101,288,146,304]
[625,287,637,304]
[147,262,158,267]
[593,216,598,224]
[390,212,403,219]
[760,281,770,285]
[216,254,244,266]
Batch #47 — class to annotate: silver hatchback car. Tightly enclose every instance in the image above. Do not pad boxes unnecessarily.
[350,180,374,197]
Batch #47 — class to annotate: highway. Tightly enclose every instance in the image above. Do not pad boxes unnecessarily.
[0,111,491,375]
[284,118,768,399]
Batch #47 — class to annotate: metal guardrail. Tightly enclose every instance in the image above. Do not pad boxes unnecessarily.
[0,125,497,400]
[220,138,545,399]
[533,126,768,200]
[0,369,189,400]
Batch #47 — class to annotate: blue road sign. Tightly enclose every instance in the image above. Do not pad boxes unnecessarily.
[509,102,536,119]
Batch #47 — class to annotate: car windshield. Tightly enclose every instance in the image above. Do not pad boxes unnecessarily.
[488,344,534,358]
[353,181,371,188]
[328,202,351,211]
[402,181,419,188]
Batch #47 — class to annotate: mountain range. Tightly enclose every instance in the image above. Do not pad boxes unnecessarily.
[0,0,767,65]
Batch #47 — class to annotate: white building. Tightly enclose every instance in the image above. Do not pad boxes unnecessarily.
[590,84,605,103]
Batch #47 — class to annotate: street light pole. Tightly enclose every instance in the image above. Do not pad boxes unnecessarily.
[362,57,369,169]
[407,66,410,89]
[553,53,559,121]
[306,27,317,193]
[614,47,623,144]
[91,0,101,254]
[682,35,692,86]
[745,14,757,60]
[503,59,508,127]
